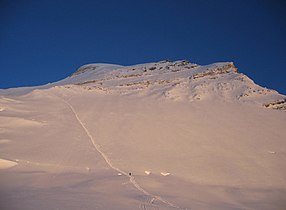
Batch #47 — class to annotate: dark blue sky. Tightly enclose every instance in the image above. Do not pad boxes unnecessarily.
[1,0,285,94]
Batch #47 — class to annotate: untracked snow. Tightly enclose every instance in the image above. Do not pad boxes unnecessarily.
[0,60,286,210]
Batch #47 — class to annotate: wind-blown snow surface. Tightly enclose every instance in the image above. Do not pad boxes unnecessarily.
[0,60,286,210]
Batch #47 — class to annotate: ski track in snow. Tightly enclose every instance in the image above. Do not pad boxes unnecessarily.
[53,92,185,210]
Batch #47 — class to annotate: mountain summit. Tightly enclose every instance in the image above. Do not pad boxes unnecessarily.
[62,60,285,110]
[1,60,285,110]
[1,60,286,210]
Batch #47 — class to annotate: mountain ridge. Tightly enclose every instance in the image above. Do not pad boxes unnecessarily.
[1,60,285,109]
[63,60,286,110]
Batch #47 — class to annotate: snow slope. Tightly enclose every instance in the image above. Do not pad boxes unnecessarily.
[0,60,286,210]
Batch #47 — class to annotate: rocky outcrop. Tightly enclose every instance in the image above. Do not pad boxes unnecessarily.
[191,63,237,79]
[264,99,286,110]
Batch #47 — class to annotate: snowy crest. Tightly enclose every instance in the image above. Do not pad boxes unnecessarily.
[0,60,285,110]
[64,60,286,110]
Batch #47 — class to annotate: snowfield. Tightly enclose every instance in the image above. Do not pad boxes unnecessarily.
[0,60,286,210]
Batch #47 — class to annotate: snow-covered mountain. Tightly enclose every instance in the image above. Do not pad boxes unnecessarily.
[1,60,285,109]
[62,60,285,109]
[0,60,286,210]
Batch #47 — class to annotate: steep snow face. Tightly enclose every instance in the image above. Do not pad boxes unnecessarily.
[61,63,123,85]
[70,63,123,77]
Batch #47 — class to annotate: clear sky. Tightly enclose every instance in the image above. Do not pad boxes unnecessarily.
[0,0,285,94]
